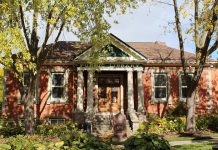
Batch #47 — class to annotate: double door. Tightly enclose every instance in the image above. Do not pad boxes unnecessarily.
[98,76,121,112]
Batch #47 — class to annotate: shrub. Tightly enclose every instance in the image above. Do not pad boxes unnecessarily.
[36,122,77,137]
[138,116,186,134]
[0,126,25,137]
[0,135,65,150]
[61,130,112,150]
[37,122,112,149]
[124,133,170,150]
[167,102,187,117]
[196,115,218,132]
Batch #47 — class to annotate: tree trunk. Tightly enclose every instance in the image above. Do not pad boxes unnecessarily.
[24,74,36,135]
[186,87,197,133]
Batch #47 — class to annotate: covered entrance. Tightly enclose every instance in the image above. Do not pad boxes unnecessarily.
[97,74,123,112]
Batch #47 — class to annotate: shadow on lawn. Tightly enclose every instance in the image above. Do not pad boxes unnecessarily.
[173,142,215,150]
[178,132,214,141]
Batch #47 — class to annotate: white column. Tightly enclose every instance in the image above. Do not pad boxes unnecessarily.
[137,71,145,113]
[127,70,134,112]
[76,70,84,111]
[86,71,94,112]
[120,77,124,113]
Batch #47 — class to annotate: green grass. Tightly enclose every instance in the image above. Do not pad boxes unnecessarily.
[172,143,215,150]
[165,132,218,141]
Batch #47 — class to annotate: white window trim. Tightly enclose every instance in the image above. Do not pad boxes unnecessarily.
[47,69,69,104]
[49,118,65,125]
[179,73,193,102]
[152,72,169,103]
[17,72,37,104]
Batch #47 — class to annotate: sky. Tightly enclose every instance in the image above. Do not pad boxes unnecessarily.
[51,1,217,59]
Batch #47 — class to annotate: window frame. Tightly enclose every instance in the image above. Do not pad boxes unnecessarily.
[49,118,65,125]
[50,72,65,102]
[47,68,70,105]
[179,73,193,101]
[153,73,168,102]
[17,72,37,104]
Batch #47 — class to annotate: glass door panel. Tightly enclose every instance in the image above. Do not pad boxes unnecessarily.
[98,77,121,112]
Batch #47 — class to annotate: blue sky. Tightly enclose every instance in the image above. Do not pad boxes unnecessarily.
[51,1,217,59]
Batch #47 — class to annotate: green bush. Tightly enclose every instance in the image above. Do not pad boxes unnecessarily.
[37,122,112,150]
[167,102,187,117]
[124,133,170,150]
[196,115,218,132]
[36,122,77,136]
[0,135,65,150]
[138,116,186,134]
[0,126,25,137]
[61,130,112,150]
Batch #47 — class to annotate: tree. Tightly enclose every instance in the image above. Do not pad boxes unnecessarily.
[172,0,217,132]
[0,0,139,134]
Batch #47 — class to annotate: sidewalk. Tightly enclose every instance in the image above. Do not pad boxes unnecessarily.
[169,138,218,146]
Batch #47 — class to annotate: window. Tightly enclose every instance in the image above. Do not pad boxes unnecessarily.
[154,74,167,99]
[51,73,65,100]
[49,118,65,125]
[180,74,192,99]
[18,72,37,104]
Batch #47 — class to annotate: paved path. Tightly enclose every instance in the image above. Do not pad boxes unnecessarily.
[169,138,218,146]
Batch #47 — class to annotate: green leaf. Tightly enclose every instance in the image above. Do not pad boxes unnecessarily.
[54,141,64,148]
[0,144,11,150]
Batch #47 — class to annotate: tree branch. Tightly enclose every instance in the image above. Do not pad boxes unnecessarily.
[208,39,218,55]
[194,0,200,48]
[55,22,65,43]
[19,4,31,50]
[202,1,217,52]
[30,6,39,54]
[173,0,187,75]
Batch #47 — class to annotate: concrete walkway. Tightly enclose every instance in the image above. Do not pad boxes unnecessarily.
[169,138,218,146]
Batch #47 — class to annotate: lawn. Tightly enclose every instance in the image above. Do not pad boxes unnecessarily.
[172,142,216,150]
[164,132,218,141]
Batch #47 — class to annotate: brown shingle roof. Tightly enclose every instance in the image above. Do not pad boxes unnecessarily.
[127,42,196,63]
[45,41,90,60]
[45,40,196,63]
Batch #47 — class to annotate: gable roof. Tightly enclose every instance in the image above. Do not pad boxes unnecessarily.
[44,34,197,64]
[127,42,196,63]
[74,34,147,61]
[45,41,90,60]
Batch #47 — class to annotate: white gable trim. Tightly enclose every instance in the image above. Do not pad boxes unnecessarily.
[74,34,147,61]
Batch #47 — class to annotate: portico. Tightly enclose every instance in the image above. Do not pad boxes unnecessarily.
[76,65,145,114]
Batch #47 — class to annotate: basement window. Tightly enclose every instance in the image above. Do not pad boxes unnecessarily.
[49,118,65,125]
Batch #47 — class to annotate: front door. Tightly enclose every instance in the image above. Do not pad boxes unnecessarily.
[98,76,121,112]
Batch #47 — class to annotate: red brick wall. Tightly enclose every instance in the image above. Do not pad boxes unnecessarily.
[3,66,78,123]
[3,65,218,122]
[143,66,218,116]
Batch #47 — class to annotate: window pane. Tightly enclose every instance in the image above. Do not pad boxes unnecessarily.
[112,87,118,103]
[50,120,58,125]
[58,119,65,124]
[181,75,192,86]
[182,87,187,98]
[52,87,64,98]
[155,87,166,98]
[100,87,107,98]
[52,74,64,86]
[155,74,167,86]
